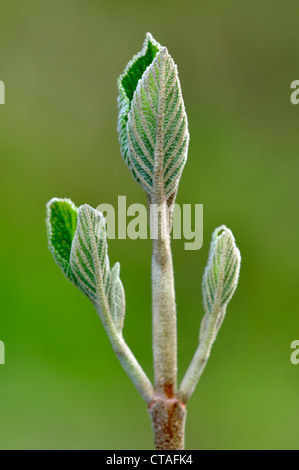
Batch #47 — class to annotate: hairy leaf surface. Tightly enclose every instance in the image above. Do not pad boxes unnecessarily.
[202,226,241,317]
[109,262,126,333]
[46,198,78,281]
[127,47,189,200]
[47,200,126,332]
[70,204,111,304]
[117,33,162,183]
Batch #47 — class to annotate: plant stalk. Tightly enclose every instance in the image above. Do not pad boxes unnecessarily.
[94,302,154,404]
[150,197,185,448]
[148,397,186,450]
[151,200,177,397]
[178,309,222,403]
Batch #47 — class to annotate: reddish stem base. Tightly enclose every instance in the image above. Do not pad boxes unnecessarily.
[148,397,186,450]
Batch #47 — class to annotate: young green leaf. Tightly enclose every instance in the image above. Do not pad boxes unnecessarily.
[109,262,126,333]
[47,200,126,331]
[179,226,241,403]
[118,33,189,203]
[199,225,241,344]
[127,47,189,202]
[70,204,111,305]
[46,200,153,402]
[202,225,241,318]
[46,198,78,282]
[118,33,162,184]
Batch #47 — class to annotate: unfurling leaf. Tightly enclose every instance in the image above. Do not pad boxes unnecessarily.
[178,226,241,403]
[202,226,241,316]
[118,33,162,183]
[46,199,126,331]
[109,263,126,333]
[200,226,241,343]
[46,198,78,282]
[70,204,111,305]
[118,33,189,202]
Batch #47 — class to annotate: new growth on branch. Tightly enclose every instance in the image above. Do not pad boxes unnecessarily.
[46,33,241,450]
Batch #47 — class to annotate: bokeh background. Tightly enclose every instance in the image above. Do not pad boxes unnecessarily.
[0,0,298,450]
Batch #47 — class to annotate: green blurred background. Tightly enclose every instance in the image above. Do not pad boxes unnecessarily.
[0,0,298,450]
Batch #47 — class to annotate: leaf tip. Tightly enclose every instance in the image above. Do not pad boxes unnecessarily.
[145,31,153,41]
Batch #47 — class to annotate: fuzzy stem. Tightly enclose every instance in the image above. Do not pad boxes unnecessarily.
[178,311,220,403]
[95,303,154,404]
[149,398,186,450]
[151,201,177,397]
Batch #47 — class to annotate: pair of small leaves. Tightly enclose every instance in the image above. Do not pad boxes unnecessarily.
[117,33,189,203]
[46,198,125,334]
[200,226,241,344]
[178,226,241,403]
